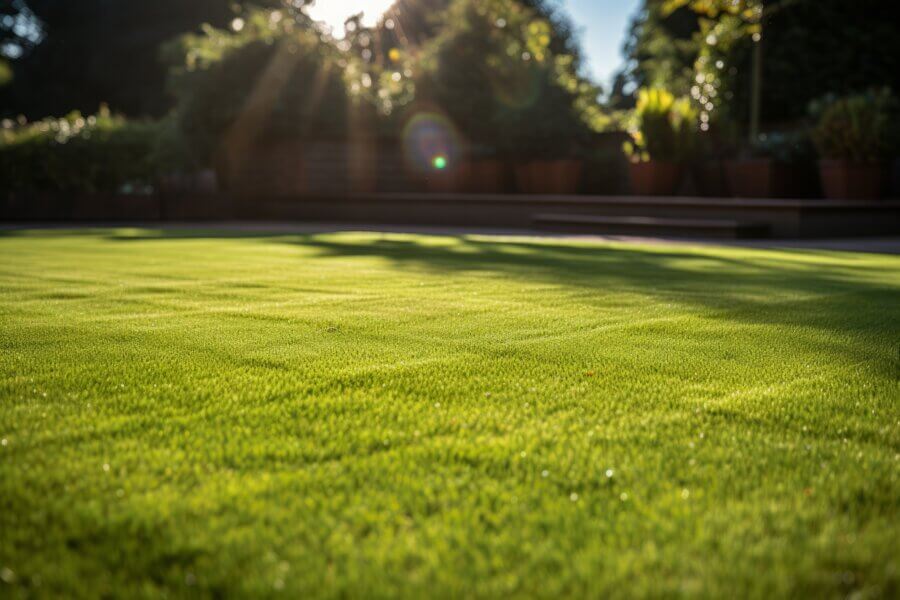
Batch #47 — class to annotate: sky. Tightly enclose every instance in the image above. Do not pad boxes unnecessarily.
[564,0,642,87]
[306,0,642,89]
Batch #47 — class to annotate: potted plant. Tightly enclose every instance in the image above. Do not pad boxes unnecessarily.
[581,134,632,195]
[169,19,351,196]
[508,74,593,195]
[623,88,697,196]
[810,88,895,200]
[415,0,595,195]
[724,132,817,198]
[411,139,509,195]
[460,145,510,193]
[724,152,786,199]
[514,156,583,195]
[692,157,728,197]
[413,3,512,194]
[510,90,590,195]
[689,117,741,197]
[506,59,594,195]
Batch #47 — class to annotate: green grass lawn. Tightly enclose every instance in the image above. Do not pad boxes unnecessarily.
[1,228,898,598]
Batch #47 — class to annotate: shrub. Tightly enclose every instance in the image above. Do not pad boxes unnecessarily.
[167,12,352,168]
[0,59,11,87]
[415,0,604,160]
[0,107,160,193]
[743,131,815,163]
[624,88,697,163]
[810,88,896,162]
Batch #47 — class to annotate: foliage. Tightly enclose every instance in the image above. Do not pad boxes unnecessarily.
[0,0,297,119]
[624,87,697,162]
[694,118,814,164]
[0,59,11,86]
[742,130,815,162]
[0,0,42,58]
[756,1,900,125]
[150,114,206,175]
[621,0,759,130]
[336,14,416,118]
[609,1,700,110]
[379,0,451,48]
[0,107,161,193]
[1,230,899,597]
[617,0,900,129]
[162,8,312,98]
[687,11,747,131]
[416,0,604,160]
[167,10,352,167]
[379,0,585,59]
[810,88,896,162]
[663,0,762,34]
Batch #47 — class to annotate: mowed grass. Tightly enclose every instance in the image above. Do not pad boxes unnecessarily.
[0,228,898,599]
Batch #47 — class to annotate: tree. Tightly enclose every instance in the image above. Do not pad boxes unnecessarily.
[663,0,763,139]
[1,0,42,58]
[166,8,352,187]
[380,0,450,48]
[1,0,41,87]
[0,0,289,119]
[609,0,700,109]
[732,0,900,124]
[614,0,900,135]
[415,0,603,160]
[375,0,584,63]
[326,0,594,124]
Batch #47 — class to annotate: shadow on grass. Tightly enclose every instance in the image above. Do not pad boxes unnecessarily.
[4,226,898,375]
[288,236,899,370]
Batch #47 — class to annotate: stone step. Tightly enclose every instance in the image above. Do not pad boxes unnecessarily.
[533,213,770,239]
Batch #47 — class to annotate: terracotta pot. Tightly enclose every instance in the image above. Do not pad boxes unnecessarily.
[461,159,509,193]
[818,160,884,200]
[515,160,583,194]
[216,144,307,196]
[423,167,463,193]
[724,159,793,198]
[692,161,729,197]
[628,161,682,196]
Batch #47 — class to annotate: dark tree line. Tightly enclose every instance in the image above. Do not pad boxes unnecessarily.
[0,0,281,118]
[611,0,900,127]
[0,0,586,120]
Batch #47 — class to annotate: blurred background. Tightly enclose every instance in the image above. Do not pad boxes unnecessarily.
[1,0,898,227]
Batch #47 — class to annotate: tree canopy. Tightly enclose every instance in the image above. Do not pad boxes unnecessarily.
[414,0,600,159]
[614,0,900,129]
[0,0,287,118]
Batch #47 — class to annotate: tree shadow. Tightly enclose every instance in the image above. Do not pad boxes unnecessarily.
[7,226,898,375]
[295,234,900,379]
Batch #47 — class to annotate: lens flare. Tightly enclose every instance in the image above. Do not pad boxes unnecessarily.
[402,112,461,176]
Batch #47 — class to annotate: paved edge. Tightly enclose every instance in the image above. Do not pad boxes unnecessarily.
[2,221,900,255]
